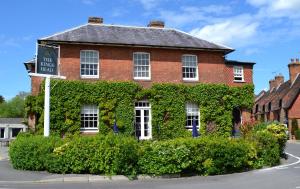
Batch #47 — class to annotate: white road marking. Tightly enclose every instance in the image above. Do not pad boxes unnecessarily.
[259,152,300,171]
[295,186,300,188]
[294,166,300,169]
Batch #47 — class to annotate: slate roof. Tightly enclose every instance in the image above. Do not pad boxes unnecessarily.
[39,24,234,54]
[0,118,24,124]
[254,74,300,114]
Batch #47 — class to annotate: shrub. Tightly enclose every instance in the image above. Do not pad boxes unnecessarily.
[291,119,299,136]
[251,131,280,167]
[138,139,191,175]
[46,134,139,176]
[295,130,300,140]
[266,123,287,157]
[138,137,257,175]
[9,133,63,170]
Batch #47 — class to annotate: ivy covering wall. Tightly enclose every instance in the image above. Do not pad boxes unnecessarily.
[25,80,254,139]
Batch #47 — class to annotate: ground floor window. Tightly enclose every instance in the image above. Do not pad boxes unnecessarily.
[185,102,200,130]
[80,105,99,131]
[0,128,4,138]
[135,101,151,140]
[11,128,22,138]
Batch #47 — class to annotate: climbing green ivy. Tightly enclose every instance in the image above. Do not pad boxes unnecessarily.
[25,80,253,139]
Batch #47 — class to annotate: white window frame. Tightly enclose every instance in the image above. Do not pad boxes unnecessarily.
[10,128,23,139]
[133,52,151,80]
[182,54,199,81]
[80,105,99,132]
[0,127,5,139]
[233,66,244,82]
[185,102,200,130]
[80,50,99,79]
[134,101,152,140]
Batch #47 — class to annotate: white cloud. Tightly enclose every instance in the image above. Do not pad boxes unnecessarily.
[190,15,259,47]
[81,0,97,5]
[247,0,300,18]
[159,5,231,27]
[138,0,162,10]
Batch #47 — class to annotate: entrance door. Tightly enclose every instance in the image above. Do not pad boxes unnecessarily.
[135,101,151,140]
[232,108,241,136]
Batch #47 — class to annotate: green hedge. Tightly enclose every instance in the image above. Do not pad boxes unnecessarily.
[9,133,63,171]
[46,134,139,176]
[25,80,254,138]
[138,137,256,175]
[9,131,283,177]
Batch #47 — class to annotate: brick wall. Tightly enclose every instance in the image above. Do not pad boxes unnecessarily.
[288,94,300,118]
[57,44,253,86]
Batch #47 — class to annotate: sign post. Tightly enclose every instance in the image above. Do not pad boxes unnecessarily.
[29,44,65,137]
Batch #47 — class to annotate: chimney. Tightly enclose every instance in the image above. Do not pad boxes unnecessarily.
[147,20,165,28]
[274,74,284,87]
[288,58,300,82]
[88,17,103,24]
[269,79,276,90]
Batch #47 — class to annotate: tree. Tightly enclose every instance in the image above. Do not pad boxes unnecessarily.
[0,95,4,104]
[0,92,28,118]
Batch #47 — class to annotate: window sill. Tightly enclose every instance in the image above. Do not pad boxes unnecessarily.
[80,129,99,133]
[80,75,99,79]
[134,78,151,81]
[233,80,246,83]
[183,78,199,82]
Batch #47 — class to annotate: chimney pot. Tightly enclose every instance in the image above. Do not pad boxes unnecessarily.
[147,20,165,28]
[291,58,294,63]
[88,17,103,24]
[296,58,299,63]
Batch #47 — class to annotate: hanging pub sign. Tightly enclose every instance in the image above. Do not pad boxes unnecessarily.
[36,45,58,75]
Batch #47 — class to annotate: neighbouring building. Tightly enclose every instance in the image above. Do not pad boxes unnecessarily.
[24,17,255,138]
[0,118,27,140]
[253,58,300,134]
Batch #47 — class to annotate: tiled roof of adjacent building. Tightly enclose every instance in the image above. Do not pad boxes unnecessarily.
[39,24,234,54]
[254,74,300,114]
[0,118,24,124]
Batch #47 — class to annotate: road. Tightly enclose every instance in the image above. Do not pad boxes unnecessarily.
[0,142,299,189]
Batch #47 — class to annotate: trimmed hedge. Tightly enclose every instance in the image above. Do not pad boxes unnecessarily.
[9,131,283,177]
[138,137,256,175]
[9,133,63,170]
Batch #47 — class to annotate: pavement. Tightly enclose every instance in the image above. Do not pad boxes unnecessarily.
[0,141,299,189]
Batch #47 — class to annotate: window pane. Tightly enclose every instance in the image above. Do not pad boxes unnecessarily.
[80,50,99,76]
[182,55,197,79]
[80,105,98,130]
[185,103,200,129]
[134,53,150,79]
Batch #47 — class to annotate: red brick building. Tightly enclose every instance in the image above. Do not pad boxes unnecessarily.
[25,17,254,138]
[254,58,300,135]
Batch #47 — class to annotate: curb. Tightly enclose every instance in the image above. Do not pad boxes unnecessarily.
[0,175,130,184]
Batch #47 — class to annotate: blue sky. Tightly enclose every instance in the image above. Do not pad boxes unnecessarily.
[1,0,300,100]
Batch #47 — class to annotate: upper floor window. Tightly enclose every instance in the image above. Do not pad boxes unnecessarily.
[182,55,198,81]
[233,66,244,82]
[133,52,150,80]
[80,50,99,78]
[185,102,200,130]
[80,105,99,132]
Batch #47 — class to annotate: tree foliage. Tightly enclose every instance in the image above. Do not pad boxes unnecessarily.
[0,92,28,118]
[0,95,4,104]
